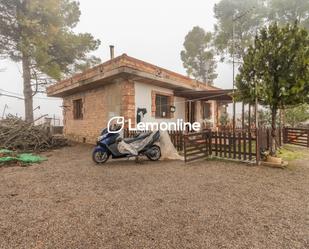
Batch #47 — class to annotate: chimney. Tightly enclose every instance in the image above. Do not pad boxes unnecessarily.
[109,45,114,59]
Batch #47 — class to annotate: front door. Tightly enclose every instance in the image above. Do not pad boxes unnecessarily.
[186,101,196,124]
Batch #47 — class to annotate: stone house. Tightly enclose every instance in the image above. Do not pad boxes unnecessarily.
[47,53,231,143]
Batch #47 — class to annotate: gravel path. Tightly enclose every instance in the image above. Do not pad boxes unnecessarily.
[0,144,308,249]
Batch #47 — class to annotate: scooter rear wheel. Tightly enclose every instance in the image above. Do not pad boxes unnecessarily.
[146,145,161,161]
[92,151,109,164]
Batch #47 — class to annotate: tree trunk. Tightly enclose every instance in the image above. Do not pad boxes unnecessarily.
[271,108,277,156]
[281,108,286,128]
[22,54,34,123]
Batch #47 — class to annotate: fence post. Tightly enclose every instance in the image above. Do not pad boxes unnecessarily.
[248,132,252,161]
[278,127,282,147]
[183,134,187,163]
[215,131,218,156]
[208,131,212,156]
[180,132,184,151]
[233,131,236,159]
[256,128,260,166]
[228,132,232,158]
[238,132,241,160]
[243,131,247,161]
[223,132,227,158]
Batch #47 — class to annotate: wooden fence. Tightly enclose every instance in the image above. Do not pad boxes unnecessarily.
[209,131,257,161]
[124,127,287,163]
[183,131,258,163]
[283,127,309,147]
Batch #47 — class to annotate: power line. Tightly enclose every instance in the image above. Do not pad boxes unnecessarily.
[0,88,23,97]
[0,92,24,100]
[0,88,60,101]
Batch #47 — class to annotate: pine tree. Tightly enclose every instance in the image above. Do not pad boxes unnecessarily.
[0,0,101,122]
[181,26,217,85]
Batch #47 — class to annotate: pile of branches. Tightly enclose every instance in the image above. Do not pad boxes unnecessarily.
[0,115,68,152]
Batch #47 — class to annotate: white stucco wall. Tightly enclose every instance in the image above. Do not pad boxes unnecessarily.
[134,81,186,124]
[195,100,216,127]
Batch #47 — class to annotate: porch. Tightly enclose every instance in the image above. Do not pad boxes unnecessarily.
[174,89,233,129]
[125,87,287,165]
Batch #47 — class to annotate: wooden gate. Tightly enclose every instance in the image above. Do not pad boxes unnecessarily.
[283,127,309,147]
[183,131,210,163]
[209,131,257,162]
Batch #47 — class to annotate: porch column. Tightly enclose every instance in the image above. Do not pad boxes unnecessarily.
[233,101,236,133]
[248,104,251,133]
[189,101,192,123]
[216,102,219,129]
[242,102,245,130]
[121,80,135,128]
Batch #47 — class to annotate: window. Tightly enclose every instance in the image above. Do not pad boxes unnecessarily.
[155,94,170,118]
[73,99,83,120]
[203,102,211,119]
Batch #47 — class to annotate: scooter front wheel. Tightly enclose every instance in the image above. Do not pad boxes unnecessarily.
[146,145,161,161]
[92,151,109,164]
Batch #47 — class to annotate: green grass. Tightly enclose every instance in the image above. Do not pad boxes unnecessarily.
[277,144,309,161]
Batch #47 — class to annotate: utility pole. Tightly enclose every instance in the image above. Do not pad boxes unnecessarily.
[255,80,260,165]
[232,20,236,133]
[232,7,255,133]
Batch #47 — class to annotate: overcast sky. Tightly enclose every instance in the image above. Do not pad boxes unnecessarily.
[0,0,233,120]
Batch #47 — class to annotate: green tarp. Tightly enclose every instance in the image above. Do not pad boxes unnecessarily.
[0,149,47,164]
[17,154,47,163]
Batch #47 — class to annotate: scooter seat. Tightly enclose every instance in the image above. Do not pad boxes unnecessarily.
[123,132,151,144]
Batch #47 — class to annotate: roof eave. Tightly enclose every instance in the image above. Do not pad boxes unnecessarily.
[47,66,209,98]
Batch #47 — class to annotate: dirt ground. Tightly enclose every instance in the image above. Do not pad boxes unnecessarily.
[0,144,308,249]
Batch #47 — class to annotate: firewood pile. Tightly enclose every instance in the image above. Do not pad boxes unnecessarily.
[0,115,68,152]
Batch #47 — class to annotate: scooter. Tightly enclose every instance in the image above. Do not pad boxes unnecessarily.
[92,127,161,164]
